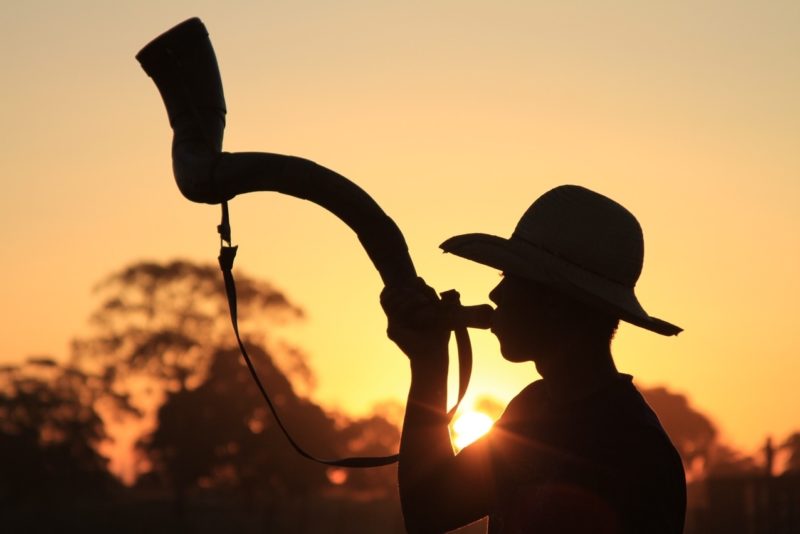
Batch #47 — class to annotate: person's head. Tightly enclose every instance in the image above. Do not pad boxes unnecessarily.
[441,184,681,362]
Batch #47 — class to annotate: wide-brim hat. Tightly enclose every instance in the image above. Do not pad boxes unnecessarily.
[440,185,682,336]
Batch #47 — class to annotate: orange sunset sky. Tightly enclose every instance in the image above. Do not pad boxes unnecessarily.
[2,1,798,459]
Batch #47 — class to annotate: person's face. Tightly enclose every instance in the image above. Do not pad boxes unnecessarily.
[488,274,562,363]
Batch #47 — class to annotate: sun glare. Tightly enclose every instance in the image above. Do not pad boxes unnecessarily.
[452,410,495,450]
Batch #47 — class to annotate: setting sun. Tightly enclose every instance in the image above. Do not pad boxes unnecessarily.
[452,410,495,450]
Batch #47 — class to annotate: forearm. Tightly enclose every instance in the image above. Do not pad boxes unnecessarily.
[399,354,456,532]
[381,280,486,531]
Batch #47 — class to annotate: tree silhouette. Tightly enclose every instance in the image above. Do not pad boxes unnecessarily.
[67,258,400,514]
[0,358,124,508]
[66,259,309,497]
[139,342,400,510]
[781,432,800,473]
[139,344,336,502]
[641,386,760,479]
[71,260,303,394]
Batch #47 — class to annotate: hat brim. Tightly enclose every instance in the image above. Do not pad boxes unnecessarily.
[440,233,682,336]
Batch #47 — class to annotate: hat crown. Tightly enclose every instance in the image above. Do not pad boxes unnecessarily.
[512,185,644,287]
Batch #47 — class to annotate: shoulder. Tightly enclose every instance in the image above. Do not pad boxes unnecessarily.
[604,379,687,532]
[596,377,684,474]
[496,380,548,424]
[596,376,669,434]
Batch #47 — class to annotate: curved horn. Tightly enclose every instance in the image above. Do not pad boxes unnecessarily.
[136,18,417,287]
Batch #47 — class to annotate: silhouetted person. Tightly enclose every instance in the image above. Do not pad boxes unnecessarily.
[381,185,686,533]
[136,21,685,531]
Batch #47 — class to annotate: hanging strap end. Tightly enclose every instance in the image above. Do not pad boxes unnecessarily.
[218,244,238,271]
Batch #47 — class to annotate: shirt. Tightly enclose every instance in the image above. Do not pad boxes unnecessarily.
[483,374,686,534]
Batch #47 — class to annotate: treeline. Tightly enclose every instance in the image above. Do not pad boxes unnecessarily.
[2,260,402,532]
[2,260,798,533]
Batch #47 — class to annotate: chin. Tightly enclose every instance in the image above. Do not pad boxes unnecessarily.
[500,345,533,363]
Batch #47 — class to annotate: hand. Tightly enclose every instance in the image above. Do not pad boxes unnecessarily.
[380,278,451,362]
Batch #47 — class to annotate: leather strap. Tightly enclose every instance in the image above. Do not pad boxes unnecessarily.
[218,202,473,467]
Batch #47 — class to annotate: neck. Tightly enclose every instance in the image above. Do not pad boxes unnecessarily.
[535,342,619,403]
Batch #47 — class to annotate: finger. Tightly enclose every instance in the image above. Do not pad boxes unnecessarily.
[380,280,439,315]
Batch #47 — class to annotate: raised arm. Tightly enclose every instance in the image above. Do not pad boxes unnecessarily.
[382,281,493,533]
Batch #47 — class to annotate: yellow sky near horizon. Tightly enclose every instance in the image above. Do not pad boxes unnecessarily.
[2,1,799,457]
